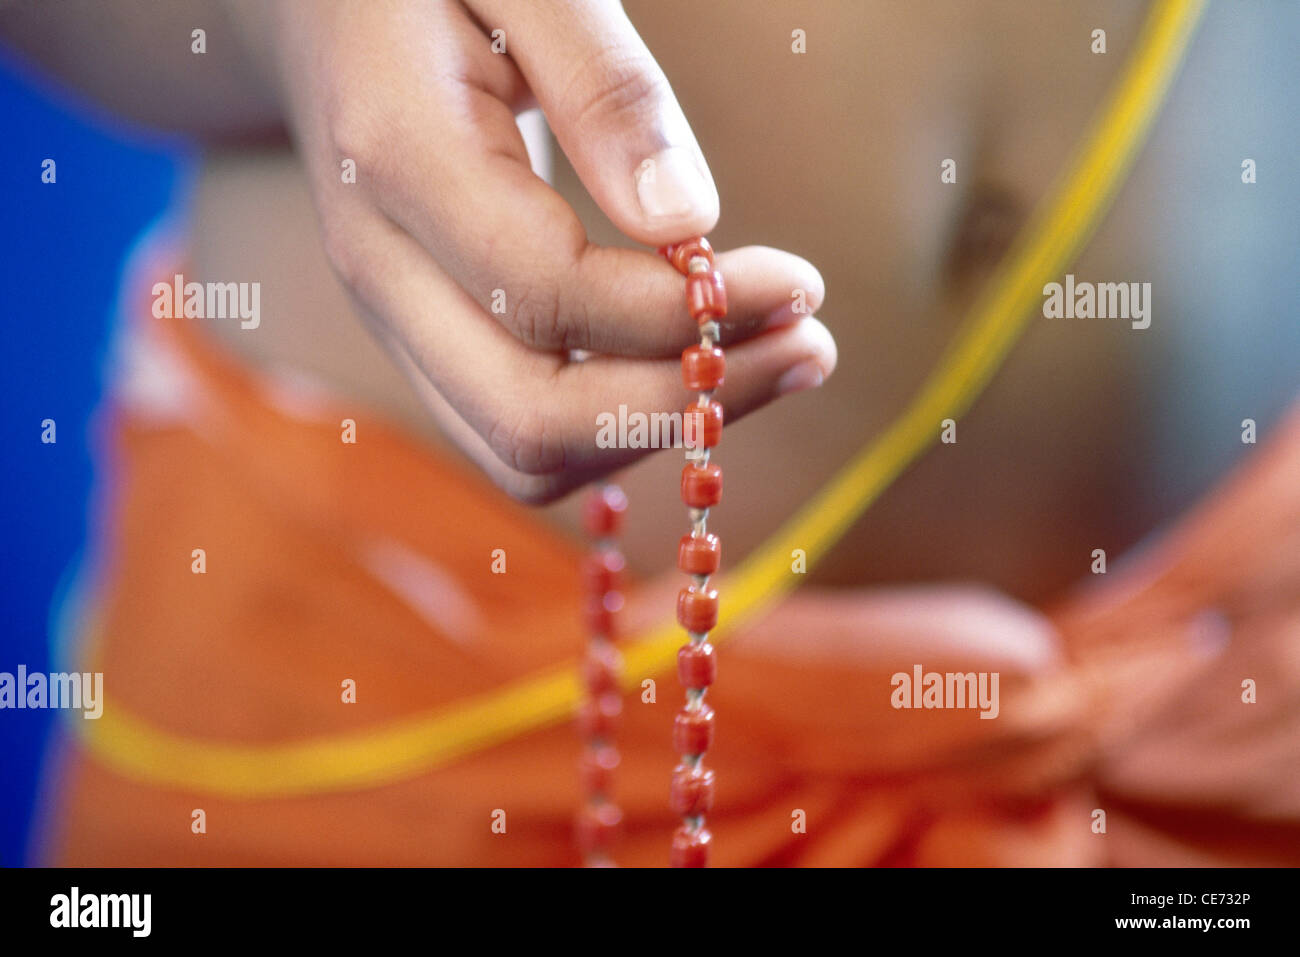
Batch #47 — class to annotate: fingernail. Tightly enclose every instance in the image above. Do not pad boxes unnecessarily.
[776,360,825,396]
[636,147,717,221]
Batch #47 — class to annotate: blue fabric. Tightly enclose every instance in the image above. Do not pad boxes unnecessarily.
[0,55,187,866]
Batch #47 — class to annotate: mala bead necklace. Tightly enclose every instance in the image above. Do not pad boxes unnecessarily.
[576,237,724,868]
[577,484,628,867]
[663,236,724,868]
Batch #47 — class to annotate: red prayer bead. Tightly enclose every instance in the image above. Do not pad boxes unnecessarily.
[677,533,721,576]
[578,691,622,738]
[670,763,716,817]
[583,641,621,694]
[582,550,626,596]
[673,704,715,755]
[661,237,714,276]
[681,462,723,509]
[681,344,726,391]
[676,585,719,634]
[583,591,625,638]
[670,825,712,868]
[577,801,623,854]
[683,399,723,450]
[677,641,717,689]
[581,744,620,794]
[686,270,727,323]
[660,236,732,866]
[582,485,628,537]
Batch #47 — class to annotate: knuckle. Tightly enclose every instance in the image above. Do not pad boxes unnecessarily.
[499,472,568,507]
[507,283,566,350]
[474,452,567,506]
[326,93,381,169]
[566,47,668,131]
[485,407,566,477]
[319,215,365,290]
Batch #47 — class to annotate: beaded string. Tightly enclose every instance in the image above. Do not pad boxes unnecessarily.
[575,239,725,868]
[661,237,725,868]
[577,484,628,866]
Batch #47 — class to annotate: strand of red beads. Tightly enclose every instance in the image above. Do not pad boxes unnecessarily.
[577,484,628,867]
[661,237,725,868]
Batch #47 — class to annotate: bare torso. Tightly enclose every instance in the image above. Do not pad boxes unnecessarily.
[191,0,1298,602]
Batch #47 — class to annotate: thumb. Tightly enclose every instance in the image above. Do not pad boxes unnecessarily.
[471,0,720,244]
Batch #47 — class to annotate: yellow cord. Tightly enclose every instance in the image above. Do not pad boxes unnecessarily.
[76,0,1207,797]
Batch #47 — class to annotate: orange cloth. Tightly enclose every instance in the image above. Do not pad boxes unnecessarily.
[42,255,1300,867]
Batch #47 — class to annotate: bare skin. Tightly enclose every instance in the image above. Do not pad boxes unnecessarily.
[4,0,1297,605]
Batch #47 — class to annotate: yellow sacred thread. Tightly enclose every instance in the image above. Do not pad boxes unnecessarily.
[76,0,1206,797]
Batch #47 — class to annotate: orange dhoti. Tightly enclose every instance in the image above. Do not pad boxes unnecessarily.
[40,250,1300,866]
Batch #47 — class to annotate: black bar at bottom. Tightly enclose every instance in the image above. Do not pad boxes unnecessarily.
[0,866,1285,943]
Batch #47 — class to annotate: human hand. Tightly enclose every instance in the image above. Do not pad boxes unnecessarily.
[232,0,836,501]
